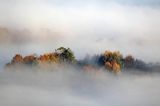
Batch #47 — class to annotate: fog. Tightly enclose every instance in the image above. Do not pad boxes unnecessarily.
[0,0,160,67]
[0,0,160,105]
[0,67,160,106]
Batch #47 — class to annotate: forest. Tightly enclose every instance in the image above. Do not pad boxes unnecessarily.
[5,47,160,74]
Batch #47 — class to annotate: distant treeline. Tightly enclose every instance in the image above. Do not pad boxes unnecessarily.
[5,47,160,73]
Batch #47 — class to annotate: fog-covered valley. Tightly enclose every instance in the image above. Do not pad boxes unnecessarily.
[0,0,160,105]
[0,67,160,106]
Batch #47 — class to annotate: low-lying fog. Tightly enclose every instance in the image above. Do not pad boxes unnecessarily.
[0,67,160,106]
[0,0,160,105]
[0,0,160,68]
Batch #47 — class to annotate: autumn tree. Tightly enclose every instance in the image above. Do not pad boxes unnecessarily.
[98,50,123,73]
[11,54,23,64]
[23,55,38,65]
[38,53,60,64]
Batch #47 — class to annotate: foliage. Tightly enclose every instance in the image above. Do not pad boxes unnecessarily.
[23,55,37,65]
[11,54,23,64]
[124,55,135,68]
[6,47,76,68]
[38,53,60,64]
[98,50,123,73]
[56,47,76,64]
[5,47,148,73]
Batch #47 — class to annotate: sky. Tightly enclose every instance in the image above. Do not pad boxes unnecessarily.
[0,0,160,68]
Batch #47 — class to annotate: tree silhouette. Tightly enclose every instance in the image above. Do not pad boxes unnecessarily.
[124,55,135,68]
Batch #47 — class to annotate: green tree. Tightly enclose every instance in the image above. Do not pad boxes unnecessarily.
[56,47,76,64]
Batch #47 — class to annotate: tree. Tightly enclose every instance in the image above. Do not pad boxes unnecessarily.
[23,55,37,65]
[56,47,76,64]
[98,50,123,73]
[124,55,135,68]
[11,54,23,64]
[38,53,60,64]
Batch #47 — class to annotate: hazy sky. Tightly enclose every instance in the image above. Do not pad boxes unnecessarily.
[0,0,160,68]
